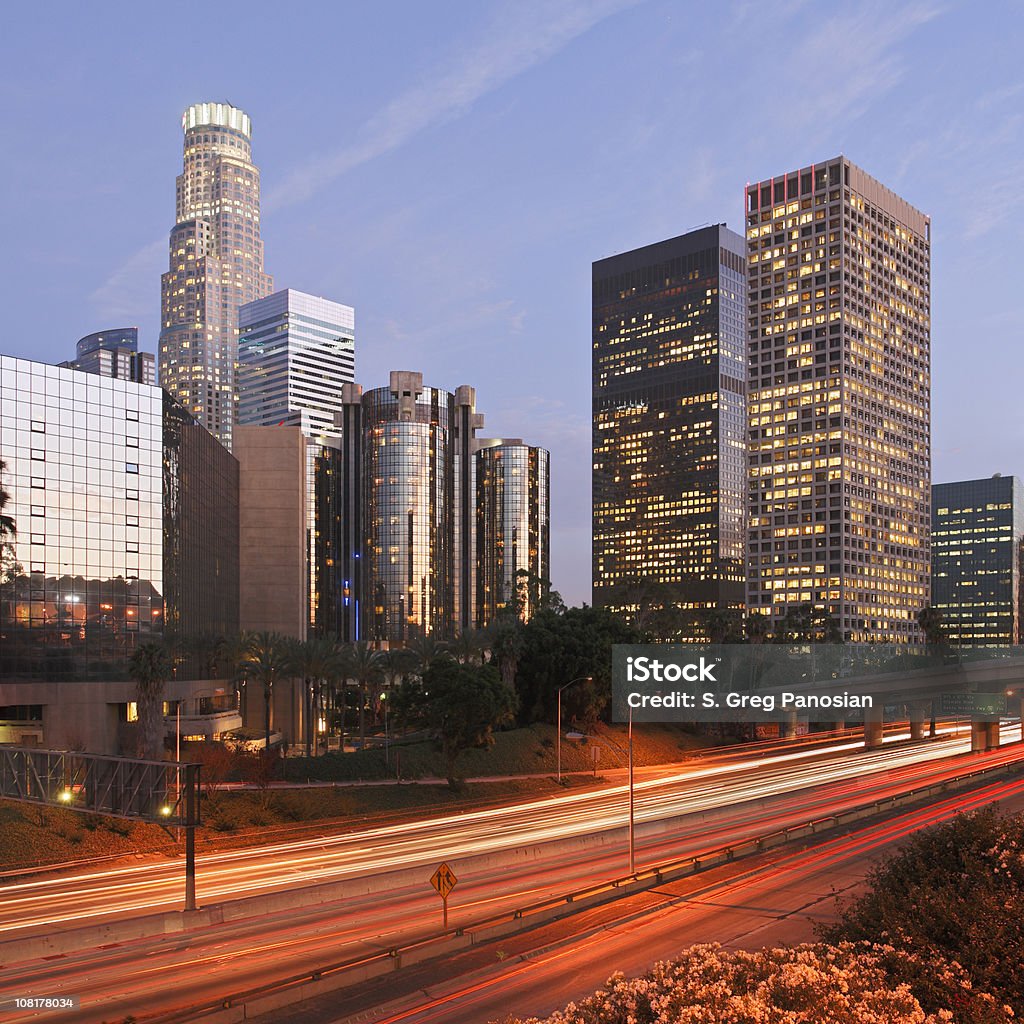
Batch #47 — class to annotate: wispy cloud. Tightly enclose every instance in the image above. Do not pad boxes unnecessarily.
[786,2,943,126]
[266,0,641,210]
[89,237,164,325]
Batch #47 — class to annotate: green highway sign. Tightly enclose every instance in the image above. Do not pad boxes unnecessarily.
[940,693,1007,716]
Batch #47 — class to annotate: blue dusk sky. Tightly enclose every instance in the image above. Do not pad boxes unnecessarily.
[0,0,1021,606]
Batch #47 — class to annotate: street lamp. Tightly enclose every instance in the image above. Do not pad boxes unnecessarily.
[557,675,592,783]
[565,715,635,875]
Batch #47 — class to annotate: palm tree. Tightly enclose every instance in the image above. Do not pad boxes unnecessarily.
[449,628,488,666]
[129,641,172,760]
[404,635,451,678]
[291,635,344,756]
[238,631,293,753]
[345,641,386,748]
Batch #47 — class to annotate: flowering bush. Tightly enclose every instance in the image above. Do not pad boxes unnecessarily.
[823,807,1024,1017]
[502,942,1013,1024]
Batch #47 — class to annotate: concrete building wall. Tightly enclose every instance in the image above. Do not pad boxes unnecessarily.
[235,426,308,640]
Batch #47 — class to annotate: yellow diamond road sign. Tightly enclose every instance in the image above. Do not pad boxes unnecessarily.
[430,862,458,899]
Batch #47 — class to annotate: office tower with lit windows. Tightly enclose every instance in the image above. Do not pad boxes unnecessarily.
[745,157,931,642]
[60,328,156,385]
[592,224,748,633]
[159,102,273,448]
[932,475,1024,645]
[360,372,481,644]
[237,288,356,637]
[476,440,550,625]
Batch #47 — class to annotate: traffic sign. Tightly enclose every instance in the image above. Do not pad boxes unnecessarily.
[430,862,458,899]
[429,862,458,929]
[940,693,1007,717]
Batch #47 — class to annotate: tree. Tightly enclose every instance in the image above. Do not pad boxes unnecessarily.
[344,641,386,748]
[238,631,293,753]
[512,605,640,727]
[129,641,171,760]
[822,806,1024,1020]
[775,602,843,644]
[449,627,488,666]
[403,634,451,677]
[917,604,949,649]
[291,635,344,756]
[402,660,517,789]
[744,611,770,644]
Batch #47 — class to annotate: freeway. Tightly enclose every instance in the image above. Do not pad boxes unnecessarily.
[0,729,1018,940]
[335,778,1024,1024]
[1,734,1023,1022]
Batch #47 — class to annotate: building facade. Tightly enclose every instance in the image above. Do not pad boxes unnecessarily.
[745,157,931,642]
[159,102,273,448]
[237,289,355,434]
[592,224,748,635]
[475,440,550,624]
[237,288,356,636]
[360,372,480,644]
[61,328,156,385]
[932,476,1024,645]
[0,356,239,683]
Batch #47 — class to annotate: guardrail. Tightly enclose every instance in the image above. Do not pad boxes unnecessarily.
[135,751,1024,1024]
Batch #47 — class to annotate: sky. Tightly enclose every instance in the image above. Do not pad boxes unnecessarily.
[0,0,1022,607]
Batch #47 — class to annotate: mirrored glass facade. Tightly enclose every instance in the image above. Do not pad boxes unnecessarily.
[476,442,550,624]
[60,328,156,386]
[0,357,238,681]
[932,476,1024,645]
[362,376,453,642]
[592,225,748,634]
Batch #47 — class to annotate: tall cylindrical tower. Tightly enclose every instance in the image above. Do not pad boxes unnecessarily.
[362,372,454,642]
[159,102,273,448]
[475,441,550,625]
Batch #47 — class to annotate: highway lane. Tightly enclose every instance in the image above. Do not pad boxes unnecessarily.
[334,779,1024,1024]
[1,741,1023,1022]
[0,728,1018,938]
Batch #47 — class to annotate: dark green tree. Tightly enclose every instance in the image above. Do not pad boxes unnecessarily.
[396,660,517,789]
[238,630,293,752]
[776,602,843,644]
[129,641,172,760]
[512,605,640,727]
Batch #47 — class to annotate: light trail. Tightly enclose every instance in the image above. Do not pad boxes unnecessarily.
[0,729,1019,937]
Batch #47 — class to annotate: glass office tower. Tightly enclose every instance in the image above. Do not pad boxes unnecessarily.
[745,158,931,642]
[237,288,356,636]
[932,476,1024,645]
[159,102,273,449]
[475,441,550,624]
[592,224,748,636]
[360,372,479,643]
[60,328,156,385]
[0,357,238,681]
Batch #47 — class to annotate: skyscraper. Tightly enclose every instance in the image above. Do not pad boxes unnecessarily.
[360,372,480,644]
[237,288,356,637]
[592,224,748,635]
[745,157,931,642]
[60,328,156,385]
[476,440,550,625]
[159,102,273,448]
[932,476,1024,645]
[237,289,355,435]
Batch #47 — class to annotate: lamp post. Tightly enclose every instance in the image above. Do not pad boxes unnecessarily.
[565,725,634,875]
[557,676,592,783]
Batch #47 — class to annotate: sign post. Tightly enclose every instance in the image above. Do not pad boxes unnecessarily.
[429,862,458,929]
[940,693,1007,718]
